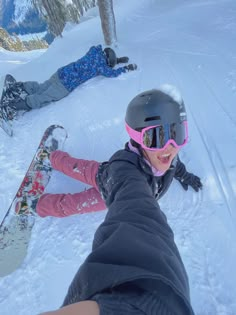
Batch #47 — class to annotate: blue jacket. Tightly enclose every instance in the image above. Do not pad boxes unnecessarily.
[57,45,127,92]
[62,148,195,315]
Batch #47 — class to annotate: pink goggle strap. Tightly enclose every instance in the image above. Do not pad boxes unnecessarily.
[125,123,142,144]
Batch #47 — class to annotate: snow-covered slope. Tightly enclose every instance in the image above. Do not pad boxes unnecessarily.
[0,0,236,314]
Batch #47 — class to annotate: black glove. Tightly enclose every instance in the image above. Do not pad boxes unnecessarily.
[117,56,129,64]
[174,158,203,192]
[176,172,203,192]
[124,64,137,71]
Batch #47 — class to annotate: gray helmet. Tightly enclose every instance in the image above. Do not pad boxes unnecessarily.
[125,89,187,130]
[104,47,117,68]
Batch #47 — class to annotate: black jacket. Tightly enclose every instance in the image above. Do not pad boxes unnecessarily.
[98,144,184,202]
[62,148,195,315]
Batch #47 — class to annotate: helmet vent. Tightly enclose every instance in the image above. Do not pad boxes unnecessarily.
[145,116,161,122]
[140,93,152,97]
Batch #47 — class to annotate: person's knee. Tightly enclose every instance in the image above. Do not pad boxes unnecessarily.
[36,193,78,218]
[36,194,66,218]
[36,194,50,217]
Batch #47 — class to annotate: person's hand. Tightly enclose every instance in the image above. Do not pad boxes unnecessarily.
[177,172,203,192]
[117,56,129,63]
[124,64,137,71]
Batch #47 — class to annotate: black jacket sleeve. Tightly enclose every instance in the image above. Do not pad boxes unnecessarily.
[62,150,195,315]
[174,156,187,179]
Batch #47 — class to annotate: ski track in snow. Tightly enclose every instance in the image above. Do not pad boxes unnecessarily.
[159,49,236,212]
[188,60,236,221]
[131,1,236,314]
[157,38,236,313]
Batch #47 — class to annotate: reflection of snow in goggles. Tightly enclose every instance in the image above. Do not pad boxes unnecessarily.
[125,121,188,151]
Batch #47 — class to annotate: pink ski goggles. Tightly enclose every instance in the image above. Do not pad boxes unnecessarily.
[125,121,188,151]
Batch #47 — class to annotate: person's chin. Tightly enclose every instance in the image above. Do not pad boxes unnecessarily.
[157,162,171,173]
[160,167,169,173]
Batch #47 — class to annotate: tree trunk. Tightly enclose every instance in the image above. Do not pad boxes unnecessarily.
[97,0,117,46]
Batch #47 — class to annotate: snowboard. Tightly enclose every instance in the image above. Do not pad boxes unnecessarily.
[0,74,17,137]
[0,125,67,277]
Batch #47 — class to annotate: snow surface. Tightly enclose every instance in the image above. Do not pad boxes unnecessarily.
[1,0,236,314]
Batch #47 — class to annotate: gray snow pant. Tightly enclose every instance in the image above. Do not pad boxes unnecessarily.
[23,72,70,109]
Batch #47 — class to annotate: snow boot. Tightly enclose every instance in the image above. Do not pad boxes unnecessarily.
[1,82,29,110]
[2,82,28,104]
[4,74,17,89]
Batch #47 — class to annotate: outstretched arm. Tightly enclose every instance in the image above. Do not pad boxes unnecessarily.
[99,63,137,78]
[99,65,127,77]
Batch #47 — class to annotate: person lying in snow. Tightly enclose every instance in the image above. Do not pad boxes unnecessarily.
[38,85,200,314]
[0,45,137,120]
[36,84,202,219]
